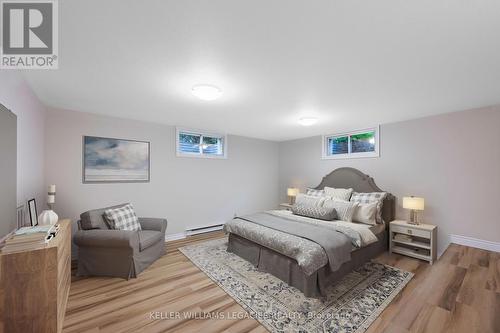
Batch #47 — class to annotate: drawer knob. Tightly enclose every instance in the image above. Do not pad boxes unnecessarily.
[407,229,412,234]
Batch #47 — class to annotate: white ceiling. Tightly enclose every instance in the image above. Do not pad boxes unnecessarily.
[23,0,500,141]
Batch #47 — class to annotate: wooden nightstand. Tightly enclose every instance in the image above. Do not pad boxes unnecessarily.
[279,203,293,211]
[389,220,437,264]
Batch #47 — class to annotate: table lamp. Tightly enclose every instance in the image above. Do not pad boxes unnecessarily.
[287,188,299,205]
[402,196,424,225]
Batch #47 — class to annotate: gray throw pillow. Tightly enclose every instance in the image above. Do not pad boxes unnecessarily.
[322,198,358,222]
[291,204,337,221]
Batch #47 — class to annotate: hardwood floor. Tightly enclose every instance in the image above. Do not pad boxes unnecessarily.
[64,232,499,333]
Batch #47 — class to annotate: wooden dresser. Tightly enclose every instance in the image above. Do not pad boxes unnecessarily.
[0,219,72,333]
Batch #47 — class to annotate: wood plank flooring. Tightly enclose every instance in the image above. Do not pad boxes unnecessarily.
[64,232,499,333]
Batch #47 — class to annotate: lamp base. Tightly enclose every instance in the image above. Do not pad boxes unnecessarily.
[408,209,419,225]
[38,210,59,225]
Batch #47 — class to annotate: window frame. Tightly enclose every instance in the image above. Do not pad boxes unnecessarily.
[322,126,380,160]
[176,127,228,159]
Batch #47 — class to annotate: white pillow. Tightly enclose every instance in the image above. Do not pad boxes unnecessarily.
[295,193,325,207]
[322,198,358,222]
[352,201,378,225]
[350,192,387,224]
[324,187,353,201]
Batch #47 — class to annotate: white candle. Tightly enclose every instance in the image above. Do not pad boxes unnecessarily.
[48,194,55,204]
[48,185,56,193]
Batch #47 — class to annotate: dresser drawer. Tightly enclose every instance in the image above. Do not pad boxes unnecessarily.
[391,225,430,239]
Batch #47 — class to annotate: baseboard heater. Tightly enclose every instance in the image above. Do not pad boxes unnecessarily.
[185,223,224,236]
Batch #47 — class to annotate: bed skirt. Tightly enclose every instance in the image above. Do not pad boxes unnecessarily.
[227,232,387,297]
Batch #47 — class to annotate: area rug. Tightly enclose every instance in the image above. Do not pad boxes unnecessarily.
[179,238,413,333]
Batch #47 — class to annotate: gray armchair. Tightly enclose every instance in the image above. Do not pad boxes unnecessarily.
[74,204,167,279]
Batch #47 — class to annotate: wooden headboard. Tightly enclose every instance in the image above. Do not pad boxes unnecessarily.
[314,167,395,222]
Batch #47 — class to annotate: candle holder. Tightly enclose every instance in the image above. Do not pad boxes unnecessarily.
[38,185,59,225]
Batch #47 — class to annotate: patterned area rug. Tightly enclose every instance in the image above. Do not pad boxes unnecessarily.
[180,238,413,333]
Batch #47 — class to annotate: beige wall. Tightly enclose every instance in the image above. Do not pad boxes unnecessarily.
[0,72,46,214]
[6,76,498,258]
[279,106,500,256]
[45,108,280,239]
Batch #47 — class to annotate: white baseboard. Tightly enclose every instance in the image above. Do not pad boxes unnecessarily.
[450,234,500,253]
[165,232,186,242]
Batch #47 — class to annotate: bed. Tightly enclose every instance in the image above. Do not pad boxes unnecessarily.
[224,167,395,297]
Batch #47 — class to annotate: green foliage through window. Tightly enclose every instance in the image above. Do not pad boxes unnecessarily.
[351,131,375,153]
[324,129,378,157]
[327,136,349,155]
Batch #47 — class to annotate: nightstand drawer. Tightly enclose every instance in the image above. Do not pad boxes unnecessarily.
[391,225,430,239]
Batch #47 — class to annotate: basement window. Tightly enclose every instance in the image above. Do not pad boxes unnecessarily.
[176,127,227,159]
[322,126,379,159]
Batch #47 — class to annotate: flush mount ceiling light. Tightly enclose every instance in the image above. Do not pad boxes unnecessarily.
[298,117,318,126]
[191,84,223,101]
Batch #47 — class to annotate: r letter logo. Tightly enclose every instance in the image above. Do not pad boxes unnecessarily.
[1,0,58,69]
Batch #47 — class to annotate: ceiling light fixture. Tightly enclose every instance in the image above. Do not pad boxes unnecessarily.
[191,84,222,101]
[298,117,318,126]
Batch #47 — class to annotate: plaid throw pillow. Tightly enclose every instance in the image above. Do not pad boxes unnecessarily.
[104,204,141,231]
[350,192,387,224]
[306,188,325,197]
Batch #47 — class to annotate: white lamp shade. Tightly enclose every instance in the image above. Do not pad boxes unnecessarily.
[287,188,299,197]
[403,196,425,210]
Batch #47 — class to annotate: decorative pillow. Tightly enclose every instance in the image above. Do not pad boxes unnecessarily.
[291,204,337,221]
[295,193,325,207]
[322,198,358,222]
[350,192,387,224]
[352,201,378,225]
[324,187,353,201]
[103,204,142,231]
[306,188,325,197]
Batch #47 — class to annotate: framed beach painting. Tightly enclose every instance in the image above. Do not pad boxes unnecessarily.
[83,136,150,183]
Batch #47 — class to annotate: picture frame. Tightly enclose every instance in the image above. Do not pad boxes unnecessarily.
[82,136,151,183]
[28,198,38,226]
